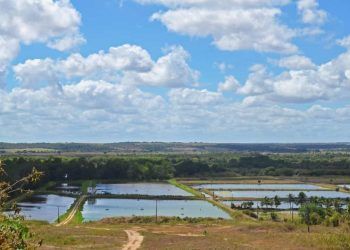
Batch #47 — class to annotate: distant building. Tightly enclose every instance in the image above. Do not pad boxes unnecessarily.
[87,187,96,195]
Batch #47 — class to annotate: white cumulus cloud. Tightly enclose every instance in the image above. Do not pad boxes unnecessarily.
[135,0,300,53]
[14,45,198,88]
[297,0,327,25]
[0,0,84,87]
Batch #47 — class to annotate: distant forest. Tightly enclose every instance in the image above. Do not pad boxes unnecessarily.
[2,153,350,186]
[1,142,350,153]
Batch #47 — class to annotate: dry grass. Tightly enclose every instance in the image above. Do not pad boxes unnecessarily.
[26,218,350,250]
[27,221,127,249]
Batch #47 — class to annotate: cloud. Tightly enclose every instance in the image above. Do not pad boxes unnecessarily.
[235,42,350,103]
[277,55,316,70]
[2,79,350,141]
[135,0,299,53]
[169,88,223,106]
[297,0,327,25]
[214,62,234,73]
[14,45,198,88]
[123,46,199,87]
[0,0,83,87]
[218,76,240,92]
[150,7,297,53]
[47,33,86,52]
[337,36,350,49]
[0,80,165,140]
[136,0,291,8]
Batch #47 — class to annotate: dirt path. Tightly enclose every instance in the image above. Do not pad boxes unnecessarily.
[122,229,144,250]
[56,195,86,227]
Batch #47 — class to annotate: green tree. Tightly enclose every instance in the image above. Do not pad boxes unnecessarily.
[261,196,273,209]
[273,195,281,209]
[297,192,307,205]
[241,201,254,209]
[287,194,295,221]
[299,203,326,232]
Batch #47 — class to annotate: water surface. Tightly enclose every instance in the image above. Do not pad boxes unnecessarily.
[95,183,192,196]
[214,190,350,199]
[17,194,75,222]
[194,184,323,190]
[82,198,230,221]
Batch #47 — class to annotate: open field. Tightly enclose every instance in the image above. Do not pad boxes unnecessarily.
[27,218,350,250]
[14,176,350,250]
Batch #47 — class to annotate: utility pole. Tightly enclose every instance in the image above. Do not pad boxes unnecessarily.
[57,206,60,223]
[155,199,158,223]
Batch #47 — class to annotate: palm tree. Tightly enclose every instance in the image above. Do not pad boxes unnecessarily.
[333,199,342,213]
[262,196,270,209]
[310,196,319,204]
[288,193,295,221]
[274,195,281,209]
[297,192,307,205]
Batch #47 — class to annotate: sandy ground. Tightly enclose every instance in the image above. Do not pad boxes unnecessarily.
[122,229,144,250]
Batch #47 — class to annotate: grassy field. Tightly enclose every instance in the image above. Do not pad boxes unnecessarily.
[27,217,350,249]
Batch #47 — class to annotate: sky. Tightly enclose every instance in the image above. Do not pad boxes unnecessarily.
[1,0,350,143]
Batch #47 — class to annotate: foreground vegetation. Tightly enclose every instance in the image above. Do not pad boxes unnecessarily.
[26,215,350,249]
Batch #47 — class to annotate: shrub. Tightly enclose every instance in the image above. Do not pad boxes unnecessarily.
[270,212,278,221]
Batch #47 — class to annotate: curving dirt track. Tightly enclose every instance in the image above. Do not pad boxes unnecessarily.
[122,229,144,250]
[56,195,86,227]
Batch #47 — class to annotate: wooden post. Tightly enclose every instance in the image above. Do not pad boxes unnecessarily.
[155,199,158,223]
[57,206,60,223]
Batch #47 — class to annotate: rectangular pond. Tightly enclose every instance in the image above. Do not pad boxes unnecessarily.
[214,190,350,199]
[193,183,324,190]
[16,194,75,223]
[82,198,230,221]
[95,183,192,196]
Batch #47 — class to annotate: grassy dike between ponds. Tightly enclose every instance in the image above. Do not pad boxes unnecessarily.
[168,179,246,220]
[56,195,86,225]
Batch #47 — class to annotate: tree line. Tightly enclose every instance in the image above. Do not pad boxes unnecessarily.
[2,153,350,186]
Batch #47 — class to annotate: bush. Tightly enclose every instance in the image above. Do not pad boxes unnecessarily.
[326,213,341,227]
[243,210,258,219]
[270,212,278,221]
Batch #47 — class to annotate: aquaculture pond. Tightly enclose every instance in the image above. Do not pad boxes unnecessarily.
[193,183,323,190]
[82,198,230,221]
[95,183,192,196]
[54,183,81,194]
[221,200,300,210]
[338,184,350,189]
[214,190,350,199]
[16,194,75,222]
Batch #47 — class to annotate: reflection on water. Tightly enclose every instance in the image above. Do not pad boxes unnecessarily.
[82,199,230,221]
[17,194,75,222]
[193,184,324,190]
[95,183,192,196]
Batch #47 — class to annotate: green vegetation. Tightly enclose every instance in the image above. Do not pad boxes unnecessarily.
[168,179,203,197]
[0,160,43,249]
[3,152,350,189]
[56,196,85,225]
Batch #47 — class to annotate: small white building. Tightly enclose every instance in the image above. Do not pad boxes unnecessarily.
[87,187,96,195]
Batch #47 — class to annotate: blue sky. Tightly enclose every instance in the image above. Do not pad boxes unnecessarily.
[1,0,350,142]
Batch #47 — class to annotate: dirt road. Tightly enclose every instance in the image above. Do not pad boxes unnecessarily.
[56,195,86,226]
[122,229,144,250]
